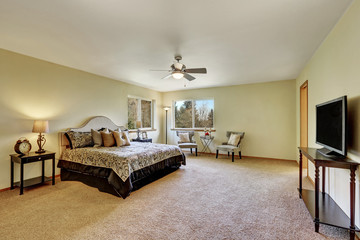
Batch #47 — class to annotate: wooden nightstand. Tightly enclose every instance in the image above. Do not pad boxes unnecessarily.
[132,138,152,143]
[10,151,56,195]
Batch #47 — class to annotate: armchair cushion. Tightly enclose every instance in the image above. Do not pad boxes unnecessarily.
[217,145,238,152]
[228,133,241,146]
[178,143,197,148]
[179,132,190,143]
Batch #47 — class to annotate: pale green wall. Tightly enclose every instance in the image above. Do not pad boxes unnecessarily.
[163,80,297,161]
[0,49,163,189]
[295,0,360,226]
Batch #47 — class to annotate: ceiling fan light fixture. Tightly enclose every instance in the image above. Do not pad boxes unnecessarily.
[151,56,206,82]
[172,72,184,79]
[174,62,183,70]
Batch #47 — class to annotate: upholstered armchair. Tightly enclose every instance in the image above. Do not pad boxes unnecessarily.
[176,131,198,156]
[216,131,245,162]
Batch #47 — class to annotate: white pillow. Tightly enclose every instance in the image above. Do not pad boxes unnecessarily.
[113,131,126,147]
[179,132,190,143]
[228,133,241,146]
[121,130,131,146]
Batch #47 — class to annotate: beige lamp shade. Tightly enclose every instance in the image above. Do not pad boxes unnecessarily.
[163,106,171,111]
[136,120,142,129]
[32,120,49,133]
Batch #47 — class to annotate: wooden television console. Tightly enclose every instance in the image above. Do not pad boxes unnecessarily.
[298,147,359,240]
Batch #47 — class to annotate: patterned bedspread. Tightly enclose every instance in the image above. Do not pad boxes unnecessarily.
[60,142,183,182]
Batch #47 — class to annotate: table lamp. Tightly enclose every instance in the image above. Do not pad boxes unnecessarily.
[32,120,49,153]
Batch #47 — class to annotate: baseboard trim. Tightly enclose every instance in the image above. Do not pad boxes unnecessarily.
[0,187,11,193]
[181,150,297,162]
[0,174,61,192]
[242,155,297,162]
[52,174,61,179]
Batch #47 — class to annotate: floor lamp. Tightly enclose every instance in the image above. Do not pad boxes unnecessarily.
[163,106,170,144]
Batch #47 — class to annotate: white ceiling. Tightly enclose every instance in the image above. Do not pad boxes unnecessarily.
[0,0,353,92]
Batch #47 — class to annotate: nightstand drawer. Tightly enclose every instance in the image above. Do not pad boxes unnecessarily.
[23,154,54,163]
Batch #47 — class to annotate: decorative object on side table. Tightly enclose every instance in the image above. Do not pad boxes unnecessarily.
[10,151,56,195]
[141,131,148,139]
[14,137,32,154]
[204,127,212,138]
[32,120,49,153]
[163,106,170,144]
[135,120,142,140]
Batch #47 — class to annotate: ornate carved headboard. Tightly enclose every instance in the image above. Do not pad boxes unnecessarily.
[59,116,126,154]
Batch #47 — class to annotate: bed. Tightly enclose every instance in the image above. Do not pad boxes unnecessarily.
[57,116,186,198]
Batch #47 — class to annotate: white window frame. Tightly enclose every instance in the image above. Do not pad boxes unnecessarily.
[172,98,215,129]
[128,95,154,130]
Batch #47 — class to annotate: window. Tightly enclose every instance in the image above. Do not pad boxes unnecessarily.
[128,97,153,129]
[174,100,193,128]
[174,99,214,129]
[194,99,214,128]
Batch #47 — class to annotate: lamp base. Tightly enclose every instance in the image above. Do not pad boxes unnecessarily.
[36,133,47,154]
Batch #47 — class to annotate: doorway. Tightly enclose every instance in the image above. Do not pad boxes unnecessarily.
[300,81,308,170]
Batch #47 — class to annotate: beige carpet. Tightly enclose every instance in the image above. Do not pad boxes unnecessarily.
[0,154,349,240]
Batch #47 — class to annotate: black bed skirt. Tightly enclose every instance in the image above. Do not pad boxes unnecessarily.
[57,154,186,199]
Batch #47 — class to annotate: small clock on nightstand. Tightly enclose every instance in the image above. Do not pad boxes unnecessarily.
[14,138,32,155]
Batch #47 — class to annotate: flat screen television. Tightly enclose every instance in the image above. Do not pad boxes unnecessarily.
[316,95,347,158]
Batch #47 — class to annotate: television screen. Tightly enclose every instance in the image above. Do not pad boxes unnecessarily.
[316,96,347,156]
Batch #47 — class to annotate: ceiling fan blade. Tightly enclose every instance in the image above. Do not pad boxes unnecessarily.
[150,69,171,71]
[162,74,173,79]
[185,68,207,74]
[183,73,196,81]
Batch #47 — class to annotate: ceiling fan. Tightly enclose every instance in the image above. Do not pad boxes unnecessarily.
[151,56,207,81]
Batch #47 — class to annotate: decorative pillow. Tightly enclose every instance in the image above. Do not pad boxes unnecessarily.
[179,132,190,143]
[65,131,94,149]
[112,130,126,147]
[228,133,241,146]
[121,130,131,146]
[91,128,109,147]
[91,129,102,147]
[101,131,115,147]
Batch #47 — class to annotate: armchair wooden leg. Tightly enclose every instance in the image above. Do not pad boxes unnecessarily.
[195,148,197,156]
[190,148,193,154]
[239,151,242,159]
[216,150,219,158]
[232,152,234,162]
